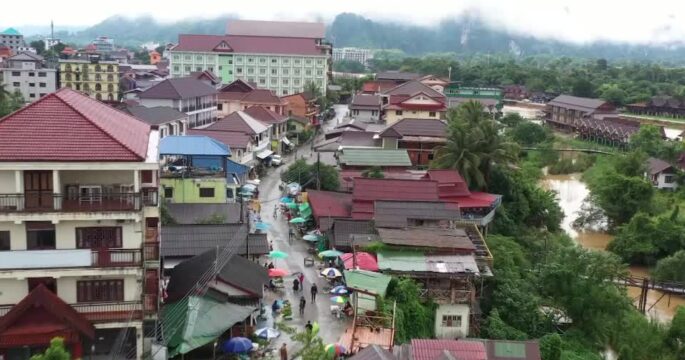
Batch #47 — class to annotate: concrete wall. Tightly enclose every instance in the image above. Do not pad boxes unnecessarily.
[160,177,227,204]
[351,109,380,123]
[0,170,16,193]
[434,303,470,339]
[385,110,441,125]
[656,172,678,190]
[0,220,142,250]
[0,275,139,304]
[1,68,57,103]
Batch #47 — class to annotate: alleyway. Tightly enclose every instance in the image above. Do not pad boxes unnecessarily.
[256,105,349,354]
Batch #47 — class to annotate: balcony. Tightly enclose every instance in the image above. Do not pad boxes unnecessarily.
[0,248,142,271]
[143,241,159,262]
[0,300,146,323]
[0,192,157,213]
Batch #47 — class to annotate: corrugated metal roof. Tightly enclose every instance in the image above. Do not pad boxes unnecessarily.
[377,250,479,275]
[206,111,268,135]
[647,157,674,175]
[331,219,375,248]
[374,200,461,228]
[186,129,251,150]
[243,105,287,125]
[383,80,444,98]
[339,149,412,167]
[307,190,353,228]
[124,105,187,126]
[161,224,270,258]
[382,118,447,138]
[483,340,541,360]
[138,77,218,100]
[411,339,487,360]
[377,227,475,250]
[547,94,612,113]
[344,269,391,297]
[159,135,230,156]
[349,345,396,360]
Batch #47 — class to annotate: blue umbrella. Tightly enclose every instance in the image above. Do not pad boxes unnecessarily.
[222,337,253,353]
[330,285,348,295]
[280,197,294,203]
[255,222,270,230]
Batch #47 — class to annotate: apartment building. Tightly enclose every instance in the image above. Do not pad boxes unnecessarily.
[59,58,120,101]
[0,28,25,53]
[332,47,374,67]
[0,88,160,360]
[1,52,57,103]
[169,20,331,96]
[137,77,218,129]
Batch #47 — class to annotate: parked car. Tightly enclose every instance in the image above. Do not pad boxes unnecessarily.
[271,155,284,166]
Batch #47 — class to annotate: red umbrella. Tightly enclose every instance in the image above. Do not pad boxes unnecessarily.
[268,268,288,277]
[340,252,379,271]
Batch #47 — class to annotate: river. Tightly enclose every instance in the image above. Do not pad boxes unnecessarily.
[541,173,685,322]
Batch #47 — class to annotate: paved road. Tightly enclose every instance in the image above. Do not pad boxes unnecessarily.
[256,105,349,354]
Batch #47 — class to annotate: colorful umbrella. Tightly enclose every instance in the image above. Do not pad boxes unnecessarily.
[340,252,379,271]
[321,267,343,278]
[330,296,347,304]
[268,250,289,259]
[268,268,288,277]
[289,217,306,224]
[280,197,294,203]
[254,327,280,339]
[330,285,348,295]
[319,249,343,258]
[302,234,322,242]
[222,337,253,353]
[325,344,347,356]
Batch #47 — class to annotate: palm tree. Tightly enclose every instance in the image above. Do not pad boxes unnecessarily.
[432,101,519,189]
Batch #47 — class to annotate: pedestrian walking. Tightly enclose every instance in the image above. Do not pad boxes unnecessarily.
[293,278,300,292]
[305,320,313,333]
[280,343,288,360]
[298,273,305,291]
[299,295,306,315]
[310,283,318,302]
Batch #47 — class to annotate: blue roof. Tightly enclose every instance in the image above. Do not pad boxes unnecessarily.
[1,28,21,36]
[159,136,230,156]
[227,159,248,176]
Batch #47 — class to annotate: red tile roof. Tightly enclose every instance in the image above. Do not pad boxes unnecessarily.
[412,339,487,360]
[307,190,353,222]
[226,19,326,39]
[351,178,440,219]
[0,88,150,161]
[174,34,325,56]
[425,169,471,197]
[187,129,251,149]
[242,89,284,104]
[243,106,287,125]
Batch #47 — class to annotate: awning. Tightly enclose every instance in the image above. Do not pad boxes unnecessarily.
[256,150,274,160]
[282,137,293,146]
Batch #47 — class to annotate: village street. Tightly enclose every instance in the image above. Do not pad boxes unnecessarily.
[256,105,349,354]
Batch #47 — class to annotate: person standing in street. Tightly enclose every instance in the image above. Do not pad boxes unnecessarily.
[299,295,306,315]
[298,273,305,291]
[310,283,318,302]
[305,320,313,333]
[280,343,288,360]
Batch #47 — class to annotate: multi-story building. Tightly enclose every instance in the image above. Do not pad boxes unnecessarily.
[545,94,616,132]
[332,47,374,67]
[136,77,218,129]
[92,36,115,53]
[1,52,57,103]
[0,28,25,53]
[217,79,288,118]
[381,80,447,125]
[0,88,160,360]
[59,57,120,101]
[169,20,331,96]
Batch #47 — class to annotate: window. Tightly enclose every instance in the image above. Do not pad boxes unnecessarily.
[665,175,675,183]
[316,69,323,76]
[11,71,20,76]
[199,188,215,198]
[282,68,289,76]
[305,59,312,65]
[196,55,203,61]
[396,110,403,116]
[428,153,435,160]
[0,231,9,251]
[76,227,122,248]
[259,68,266,75]
[196,66,202,72]
[26,222,56,250]
[282,58,290,65]
[247,57,254,63]
[164,187,173,198]
[271,58,278,64]
[12,82,19,87]
[259,78,266,85]
[236,67,243,74]
[271,69,278,75]
[429,111,436,117]
[283,79,289,85]
[294,69,301,76]
[28,72,35,77]
[217,103,223,111]
[29,94,35,98]
[271,78,277,85]
[294,59,301,65]
[371,110,378,116]
[305,70,312,76]
[248,68,255,75]
[39,82,46,88]
[77,279,124,302]
[259,58,266,64]
[29,83,35,87]
[184,65,191,72]
[226,188,234,199]
[441,315,462,327]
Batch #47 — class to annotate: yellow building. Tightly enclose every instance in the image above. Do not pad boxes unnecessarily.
[59,59,119,101]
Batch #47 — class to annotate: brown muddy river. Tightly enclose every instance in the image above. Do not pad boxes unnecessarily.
[541,173,685,322]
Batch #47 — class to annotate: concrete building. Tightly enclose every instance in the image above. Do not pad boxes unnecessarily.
[92,36,115,53]
[217,79,288,118]
[0,28,25,53]
[123,105,188,138]
[350,94,382,123]
[1,52,57,103]
[382,80,447,125]
[136,77,218,129]
[646,157,679,190]
[0,88,160,360]
[332,47,374,67]
[59,58,120,101]
[169,20,331,96]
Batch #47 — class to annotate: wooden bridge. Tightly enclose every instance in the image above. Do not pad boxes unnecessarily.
[615,276,685,314]
[522,147,616,155]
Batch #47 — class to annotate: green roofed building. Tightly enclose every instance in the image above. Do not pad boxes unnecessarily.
[0,27,27,52]
[344,269,392,315]
[444,83,503,112]
[337,148,412,170]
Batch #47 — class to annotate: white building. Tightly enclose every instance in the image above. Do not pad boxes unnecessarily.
[0,52,57,103]
[137,77,218,129]
[646,157,679,190]
[332,47,374,67]
[0,88,160,360]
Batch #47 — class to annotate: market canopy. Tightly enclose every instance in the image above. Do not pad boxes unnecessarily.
[340,252,379,271]
[163,296,255,357]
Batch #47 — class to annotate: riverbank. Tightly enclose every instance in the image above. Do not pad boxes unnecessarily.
[541,173,685,322]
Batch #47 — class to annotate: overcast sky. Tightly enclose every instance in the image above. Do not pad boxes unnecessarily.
[4,0,685,45]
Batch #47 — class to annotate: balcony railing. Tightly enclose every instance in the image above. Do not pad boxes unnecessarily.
[143,242,159,262]
[0,301,144,323]
[0,192,156,213]
[92,249,142,267]
[0,248,141,270]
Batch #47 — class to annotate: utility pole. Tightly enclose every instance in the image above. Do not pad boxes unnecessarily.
[316,152,321,190]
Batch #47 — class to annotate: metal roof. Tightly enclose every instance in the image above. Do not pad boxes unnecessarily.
[377,250,479,275]
[138,77,218,100]
[339,149,412,167]
[374,200,461,228]
[376,227,476,250]
[161,224,269,258]
[344,269,391,297]
[159,135,230,156]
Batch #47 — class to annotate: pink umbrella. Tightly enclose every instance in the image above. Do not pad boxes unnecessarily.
[340,252,379,271]
[268,268,289,277]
